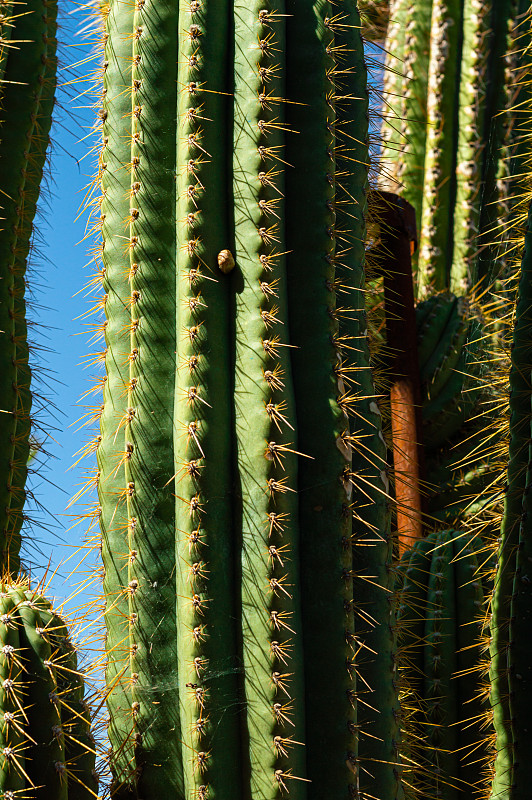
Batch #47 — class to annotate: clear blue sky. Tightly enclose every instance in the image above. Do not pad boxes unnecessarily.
[28,1,101,607]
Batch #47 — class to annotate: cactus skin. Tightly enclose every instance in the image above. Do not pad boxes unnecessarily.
[98,0,136,785]
[0,0,57,576]
[174,1,241,798]
[283,2,360,795]
[97,0,182,794]
[397,532,487,799]
[0,582,97,799]
[330,10,403,797]
[491,203,532,800]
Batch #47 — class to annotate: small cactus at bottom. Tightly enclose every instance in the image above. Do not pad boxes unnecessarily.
[0,581,97,799]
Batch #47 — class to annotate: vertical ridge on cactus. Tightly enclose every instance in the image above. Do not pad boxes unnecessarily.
[97,0,136,785]
[233,4,308,795]
[174,0,241,797]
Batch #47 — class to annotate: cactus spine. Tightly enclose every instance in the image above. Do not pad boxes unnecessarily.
[0,0,57,575]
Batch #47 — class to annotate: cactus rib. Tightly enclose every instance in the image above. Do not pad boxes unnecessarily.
[174,0,241,796]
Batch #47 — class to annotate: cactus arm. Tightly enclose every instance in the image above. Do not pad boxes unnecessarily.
[397,0,434,244]
[450,0,490,294]
[0,593,25,795]
[13,591,68,800]
[21,591,98,799]
[97,0,136,786]
[421,348,476,448]
[0,0,57,575]
[424,531,459,799]
[121,0,182,792]
[419,297,464,385]
[416,0,463,298]
[489,207,532,800]
[424,300,469,399]
[174,2,241,797]
[452,538,486,793]
[27,595,98,800]
[233,4,307,796]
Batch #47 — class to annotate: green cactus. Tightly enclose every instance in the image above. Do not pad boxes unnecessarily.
[414,293,483,449]
[381,1,528,296]
[88,0,413,796]
[397,531,487,799]
[0,0,57,576]
[0,580,97,799]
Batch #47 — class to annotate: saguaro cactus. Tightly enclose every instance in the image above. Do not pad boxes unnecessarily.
[89,0,402,797]
[0,0,57,575]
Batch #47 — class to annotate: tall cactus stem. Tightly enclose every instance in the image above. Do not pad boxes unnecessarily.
[452,537,485,793]
[396,0,434,247]
[233,3,307,796]
[0,0,57,576]
[450,0,490,294]
[98,0,136,784]
[119,0,182,791]
[379,0,408,192]
[416,0,462,298]
[284,1,359,795]
[333,9,403,800]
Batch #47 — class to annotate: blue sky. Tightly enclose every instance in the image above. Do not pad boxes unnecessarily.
[27,1,101,607]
